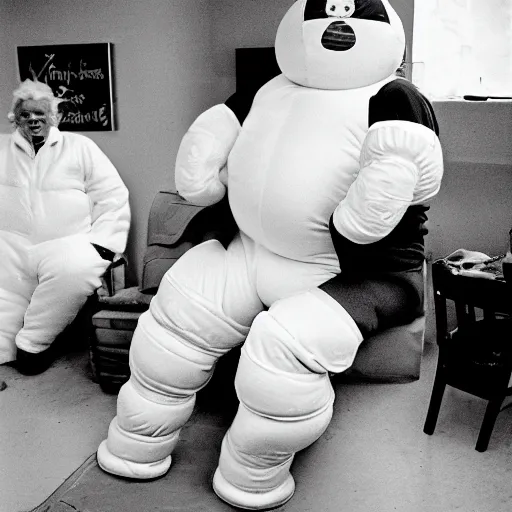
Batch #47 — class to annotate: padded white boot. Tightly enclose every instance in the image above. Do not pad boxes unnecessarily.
[213,467,295,510]
[97,440,172,480]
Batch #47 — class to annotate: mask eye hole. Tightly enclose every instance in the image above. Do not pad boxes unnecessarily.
[325,1,355,19]
[305,0,391,24]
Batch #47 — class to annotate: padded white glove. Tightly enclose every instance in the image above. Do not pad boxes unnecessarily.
[333,120,443,244]
[175,104,241,206]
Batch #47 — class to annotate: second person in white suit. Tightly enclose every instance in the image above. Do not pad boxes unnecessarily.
[0,79,130,375]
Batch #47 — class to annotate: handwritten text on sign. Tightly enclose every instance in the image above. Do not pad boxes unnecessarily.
[17,43,116,132]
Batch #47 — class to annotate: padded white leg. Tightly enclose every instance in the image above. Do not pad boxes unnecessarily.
[0,234,35,363]
[97,377,189,479]
[98,239,262,479]
[16,235,109,354]
[214,289,363,509]
[0,288,31,364]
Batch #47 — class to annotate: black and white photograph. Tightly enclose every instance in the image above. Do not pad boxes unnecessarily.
[0,2,511,512]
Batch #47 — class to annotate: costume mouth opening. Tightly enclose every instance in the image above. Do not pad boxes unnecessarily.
[321,21,356,51]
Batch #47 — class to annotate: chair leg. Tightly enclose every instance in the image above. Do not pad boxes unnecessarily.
[475,397,504,452]
[423,369,447,435]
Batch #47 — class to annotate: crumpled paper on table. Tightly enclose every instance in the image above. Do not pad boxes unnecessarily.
[441,249,506,280]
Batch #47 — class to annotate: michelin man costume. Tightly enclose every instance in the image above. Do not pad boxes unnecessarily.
[0,80,130,368]
[98,1,443,509]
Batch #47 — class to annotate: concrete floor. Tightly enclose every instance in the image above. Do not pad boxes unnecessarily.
[1,342,511,512]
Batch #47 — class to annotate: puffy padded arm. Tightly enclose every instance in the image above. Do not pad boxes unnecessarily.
[85,139,130,254]
[332,120,443,244]
[175,103,241,206]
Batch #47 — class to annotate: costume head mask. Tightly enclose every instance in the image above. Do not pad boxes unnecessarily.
[8,80,63,142]
[275,0,405,90]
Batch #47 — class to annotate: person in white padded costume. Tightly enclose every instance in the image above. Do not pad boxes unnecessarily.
[0,79,130,375]
[98,1,443,509]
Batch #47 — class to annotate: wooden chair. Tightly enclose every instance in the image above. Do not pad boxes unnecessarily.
[423,260,512,452]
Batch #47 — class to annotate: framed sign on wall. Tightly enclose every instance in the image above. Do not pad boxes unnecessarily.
[17,42,116,131]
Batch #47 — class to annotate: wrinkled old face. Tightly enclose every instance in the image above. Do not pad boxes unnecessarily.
[15,98,54,142]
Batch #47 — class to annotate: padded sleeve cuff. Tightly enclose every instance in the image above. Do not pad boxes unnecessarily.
[175,104,241,206]
[333,120,443,244]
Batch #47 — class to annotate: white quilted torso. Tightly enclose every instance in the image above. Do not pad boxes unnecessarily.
[228,74,390,272]
[0,128,92,242]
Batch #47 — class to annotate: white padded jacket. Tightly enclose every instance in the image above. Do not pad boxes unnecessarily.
[0,127,130,252]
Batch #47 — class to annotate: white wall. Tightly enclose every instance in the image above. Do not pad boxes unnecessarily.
[209,0,294,101]
[428,100,512,259]
[0,1,15,130]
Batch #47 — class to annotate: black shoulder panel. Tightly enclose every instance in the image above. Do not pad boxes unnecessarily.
[225,87,259,126]
[369,78,439,136]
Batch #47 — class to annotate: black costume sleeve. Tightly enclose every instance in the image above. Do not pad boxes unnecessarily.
[329,79,440,273]
[368,77,439,135]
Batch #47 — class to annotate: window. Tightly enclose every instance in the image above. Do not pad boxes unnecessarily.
[412,0,512,99]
